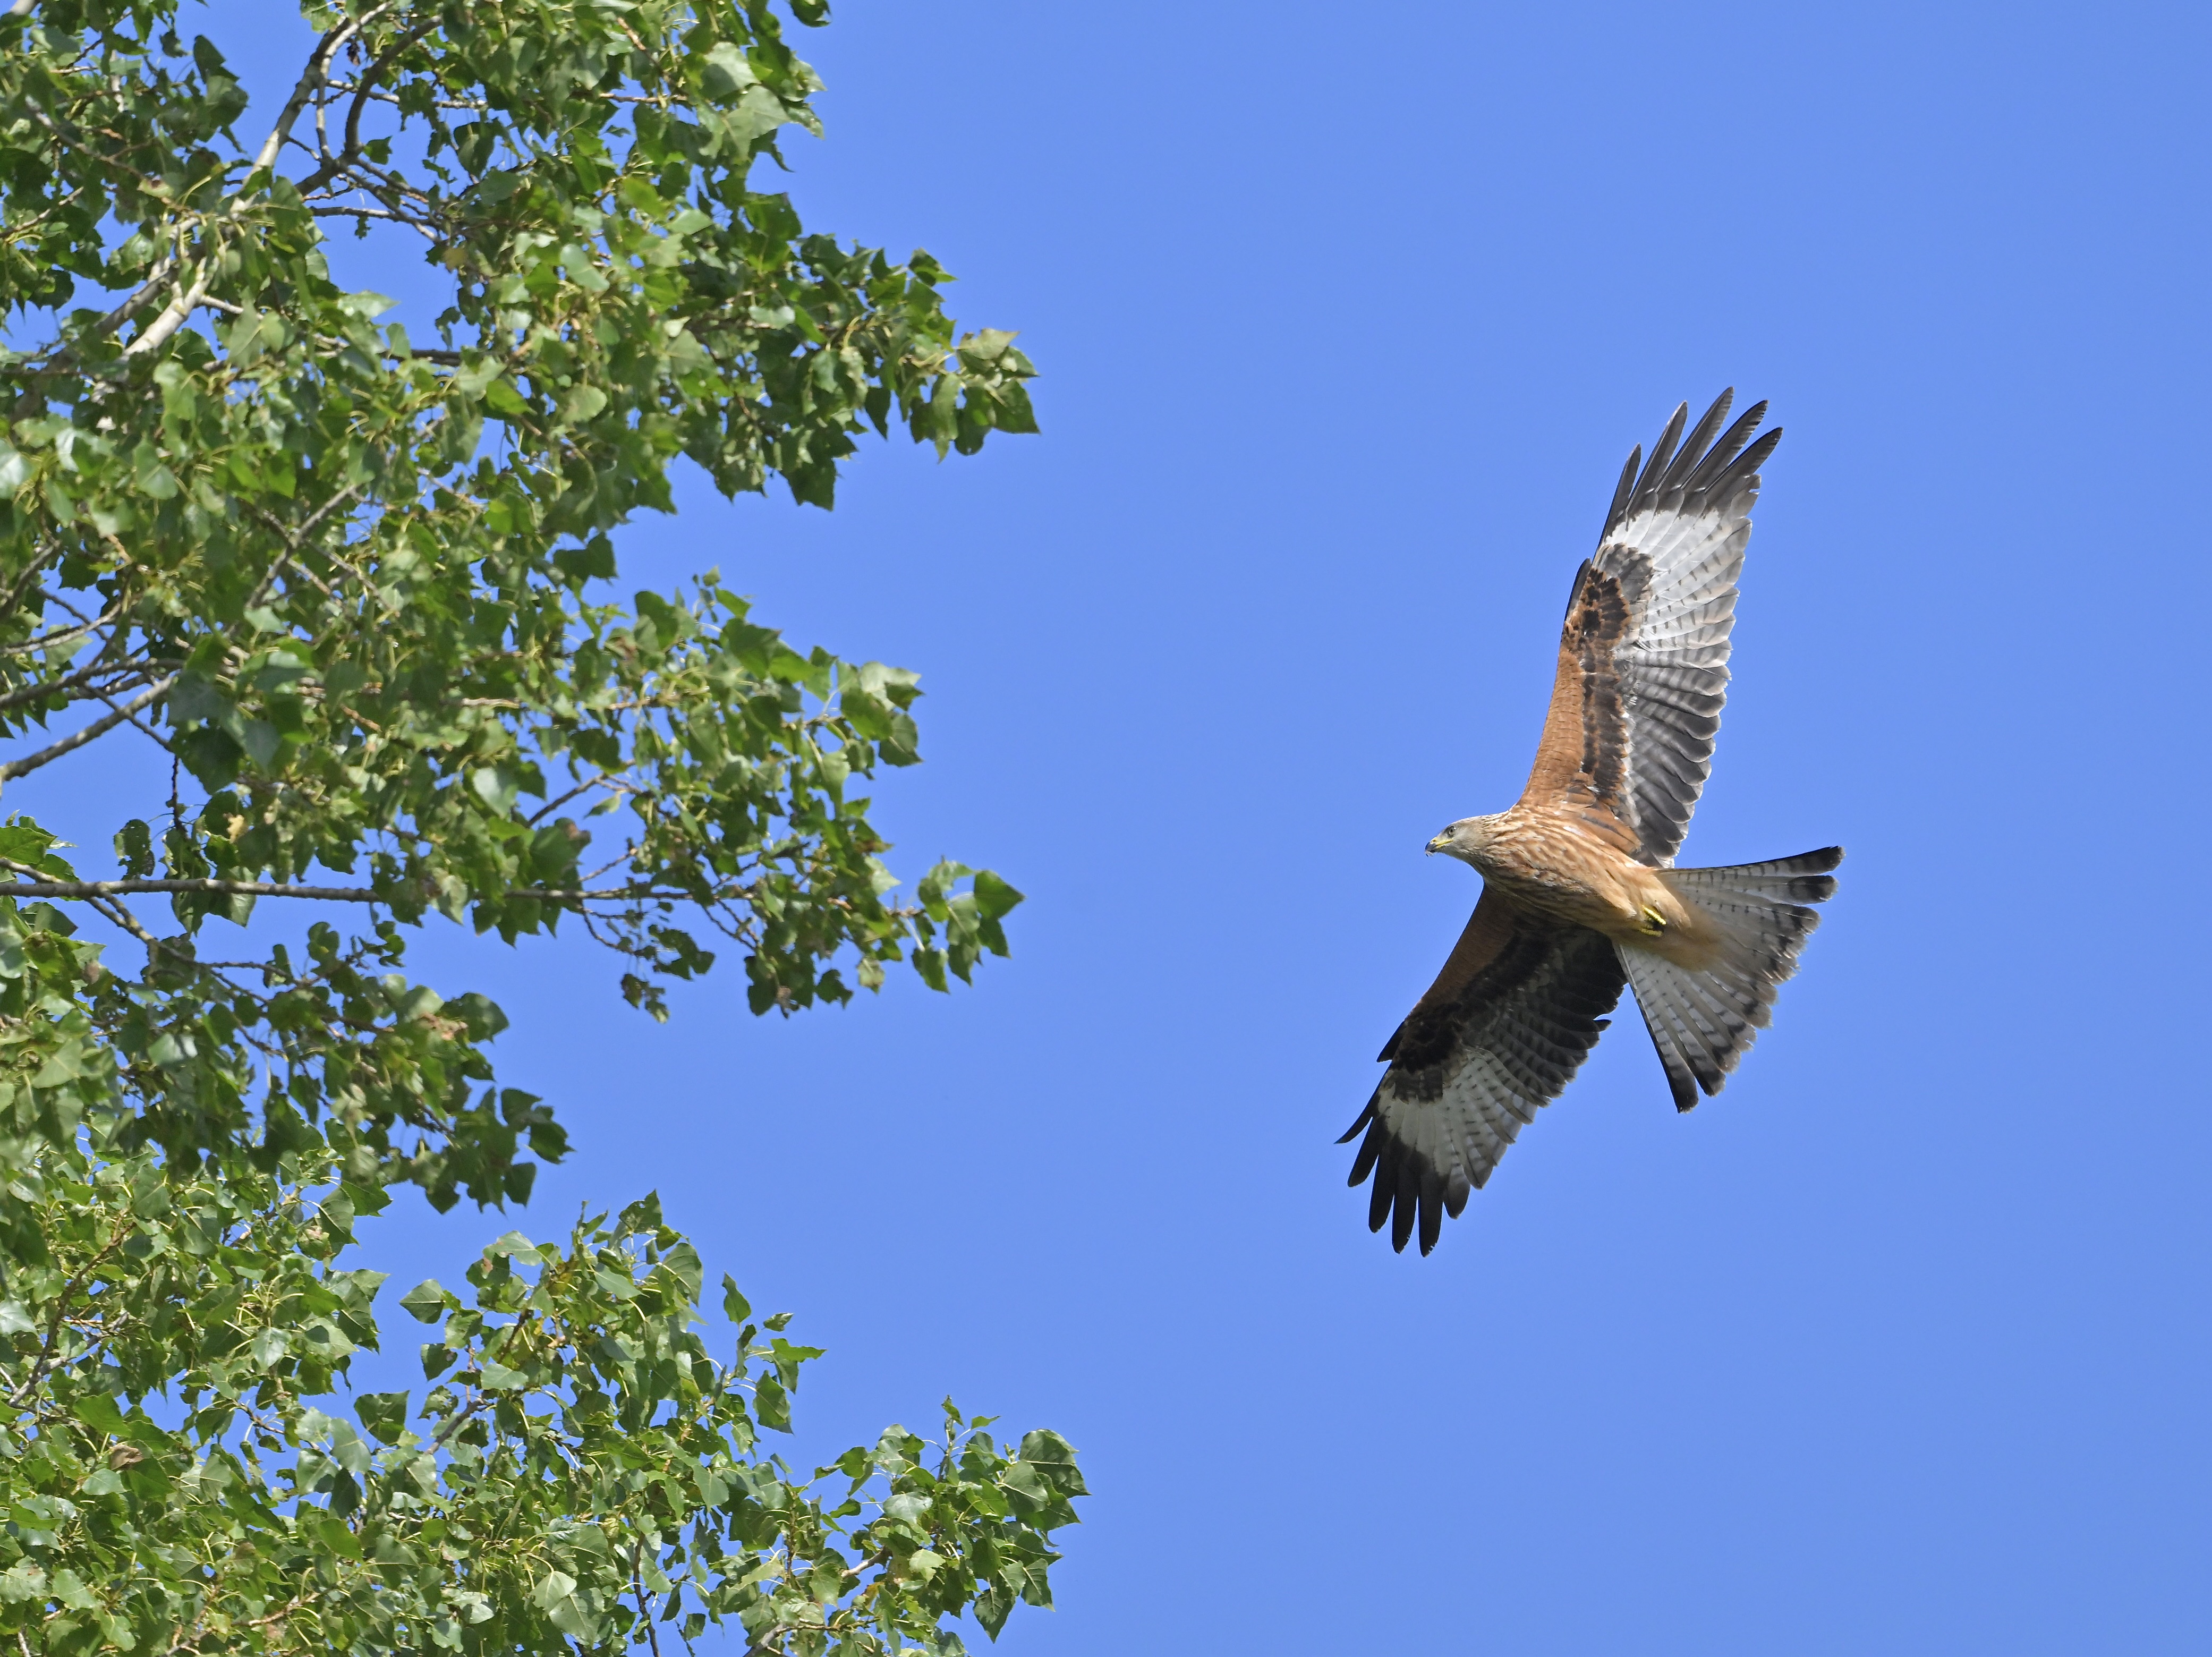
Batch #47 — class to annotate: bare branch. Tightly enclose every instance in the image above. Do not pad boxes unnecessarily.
[251,5,396,177]
[86,252,180,338]
[0,674,174,781]
[304,202,440,240]
[121,262,212,359]
[74,668,179,754]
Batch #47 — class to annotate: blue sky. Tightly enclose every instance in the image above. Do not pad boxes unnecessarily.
[21,2,2212,1651]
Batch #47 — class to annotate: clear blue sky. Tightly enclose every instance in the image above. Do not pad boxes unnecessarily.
[28,2,2212,1651]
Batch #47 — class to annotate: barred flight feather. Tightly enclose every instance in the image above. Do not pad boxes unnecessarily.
[1340,397,1837,1255]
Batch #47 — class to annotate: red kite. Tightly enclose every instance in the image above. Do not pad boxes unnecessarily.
[1341,391,1841,1254]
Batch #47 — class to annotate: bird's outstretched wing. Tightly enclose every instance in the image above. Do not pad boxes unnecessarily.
[1340,890,1626,1254]
[1522,390,1781,865]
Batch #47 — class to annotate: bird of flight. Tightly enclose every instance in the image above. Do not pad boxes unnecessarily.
[1341,390,1841,1255]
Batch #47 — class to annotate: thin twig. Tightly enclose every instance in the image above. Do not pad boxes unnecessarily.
[295,18,438,194]
[0,594,126,657]
[303,200,440,240]
[243,480,367,585]
[74,670,178,753]
[633,1542,667,1657]
[0,543,61,627]
[6,1216,131,1407]
[0,660,150,715]
[0,674,174,781]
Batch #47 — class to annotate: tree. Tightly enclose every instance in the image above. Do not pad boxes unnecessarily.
[0,3,1081,1652]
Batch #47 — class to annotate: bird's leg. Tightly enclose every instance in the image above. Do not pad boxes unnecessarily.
[1638,905,1669,937]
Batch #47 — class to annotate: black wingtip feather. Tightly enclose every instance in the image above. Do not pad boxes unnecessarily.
[1601,447,1641,542]
[1337,1097,1377,1145]
[1655,389,1734,503]
[1389,1162,1419,1252]
[1367,1166,1394,1235]
[1631,402,1690,514]
[1735,426,1783,479]
[1347,1122,1385,1188]
[1682,401,1769,499]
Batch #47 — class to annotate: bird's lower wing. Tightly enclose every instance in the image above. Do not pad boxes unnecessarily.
[1341,890,1627,1254]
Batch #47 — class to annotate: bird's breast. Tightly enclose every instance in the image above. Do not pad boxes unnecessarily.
[1469,811,1655,933]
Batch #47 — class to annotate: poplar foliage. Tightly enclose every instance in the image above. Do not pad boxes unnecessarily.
[0,3,1080,1651]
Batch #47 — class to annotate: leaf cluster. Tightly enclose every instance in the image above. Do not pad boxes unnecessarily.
[0,4,1085,1652]
[0,1151,1083,1655]
[0,0,1035,1187]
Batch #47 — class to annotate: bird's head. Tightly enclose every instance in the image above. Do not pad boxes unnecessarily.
[1426,815,1496,864]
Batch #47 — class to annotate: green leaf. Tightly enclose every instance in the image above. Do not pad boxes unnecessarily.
[399,1280,451,1323]
[355,1391,410,1444]
[973,869,1025,922]
[166,671,229,725]
[697,41,758,101]
[471,767,520,816]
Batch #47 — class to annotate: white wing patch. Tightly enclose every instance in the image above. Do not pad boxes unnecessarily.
[1592,392,1779,865]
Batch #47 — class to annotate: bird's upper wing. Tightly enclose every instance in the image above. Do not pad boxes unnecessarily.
[1340,888,1626,1254]
[1522,390,1782,865]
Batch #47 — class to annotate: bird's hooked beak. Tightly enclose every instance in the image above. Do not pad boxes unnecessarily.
[1425,830,1452,856]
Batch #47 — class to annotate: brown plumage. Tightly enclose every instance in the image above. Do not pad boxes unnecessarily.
[1340,391,1841,1255]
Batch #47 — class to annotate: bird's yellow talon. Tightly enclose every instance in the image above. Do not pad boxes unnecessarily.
[1638,905,1669,936]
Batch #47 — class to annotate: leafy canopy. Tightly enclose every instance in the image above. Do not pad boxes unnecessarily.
[0,2,1079,1652]
[0,0,1036,1200]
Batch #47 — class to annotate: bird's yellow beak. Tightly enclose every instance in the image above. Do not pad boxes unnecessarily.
[1426,832,1451,856]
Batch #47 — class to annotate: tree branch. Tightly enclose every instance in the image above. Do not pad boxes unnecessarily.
[0,870,698,904]
[0,543,62,627]
[295,19,438,195]
[250,5,396,177]
[79,252,181,343]
[0,661,155,716]
[0,674,174,781]
[632,1543,667,1657]
[0,594,125,657]
[121,262,213,359]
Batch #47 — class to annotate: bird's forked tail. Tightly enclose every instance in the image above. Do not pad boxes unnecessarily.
[1616,847,1842,1110]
